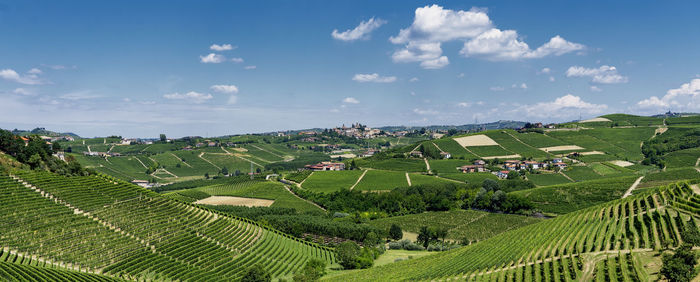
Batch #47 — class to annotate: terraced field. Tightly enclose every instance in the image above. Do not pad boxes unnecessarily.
[484,131,550,158]
[329,181,698,281]
[354,170,408,191]
[0,171,335,280]
[432,138,479,159]
[356,158,426,172]
[527,173,573,186]
[369,210,543,242]
[301,170,364,193]
[466,145,514,158]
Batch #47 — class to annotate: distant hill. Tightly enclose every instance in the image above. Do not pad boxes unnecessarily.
[377,120,528,132]
[10,127,81,138]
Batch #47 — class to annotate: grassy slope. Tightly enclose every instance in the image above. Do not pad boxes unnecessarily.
[368,209,542,242]
[354,170,408,191]
[302,170,364,193]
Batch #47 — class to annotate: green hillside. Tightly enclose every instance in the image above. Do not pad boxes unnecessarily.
[327,181,699,281]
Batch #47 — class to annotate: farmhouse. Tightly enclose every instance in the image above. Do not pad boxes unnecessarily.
[458,164,485,173]
[495,170,510,179]
[305,162,345,171]
[440,151,452,159]
[131,180,153,188]
[410,151,423,158]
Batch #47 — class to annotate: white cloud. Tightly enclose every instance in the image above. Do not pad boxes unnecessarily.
[227,95,238,105]
[343,97,360,104]
[514,94,607,118]
[636,78,700,111]
[352,73,397,83]
[200,53,227,63]
[210,85,239,94]
[391,5,584,67]
[27,68,42,74]
[230,57,244,63]
[332,17,387,41]
[590,86,602,92]
[13,88,34,95]
[244,65,257,70]
[210,44,235,51]
[123,98,131,102]
[60,90,101,100]
[0,69,43,85]
[163,91,213,103]
[538,67,551,74]
[457,73,465,78]
[566,65,628,84]
[413,108,438,115]
[489,86,505,91]
[461,30,584,61]
[457,102,471,107]
[409,77,419,82]
[549,76,555,82]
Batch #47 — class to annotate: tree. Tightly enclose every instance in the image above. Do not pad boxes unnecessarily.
[336,241,362,269]
[417,226,432,248]
[389,224,403,241]
[661,244,697,282]
[221,166,229,175]
[293,258,327,281]
[482,179,500,192]
[507,170,520,180]
[241,264,271,282]
[204,172,210,179]
[363,232,379,247]
[160,134,167,142]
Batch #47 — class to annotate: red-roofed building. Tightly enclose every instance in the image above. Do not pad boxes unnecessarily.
[305,162,345,171]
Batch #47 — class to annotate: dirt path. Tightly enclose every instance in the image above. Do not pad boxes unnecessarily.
[431,142,445,153]
[424,158,430,171]
[198,152,221,170]
[559,171,575,182]
[298,171,313,187]
[623,176,645,198]
[406,172,412,186]
[156,168,178,178]
[695,157,700,167]
[506,131,554,157]
[220,147,265,167]
[463,146,482,158]
[87,145,92,154]
[133,156,148,169]
[691,184,700,195]
[349,170,368,190]
[140,145,151,152]
[169,152,192,168]
[282,185,326,211]
[250,144,284,159]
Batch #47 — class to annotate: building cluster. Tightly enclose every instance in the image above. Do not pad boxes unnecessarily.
[83,151,121,157]
[304,161,345,171]
[456,158,568,179]
[331,123,383,139]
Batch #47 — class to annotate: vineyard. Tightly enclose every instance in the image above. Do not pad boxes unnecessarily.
[329,181,699,281]
[0,170,335,280]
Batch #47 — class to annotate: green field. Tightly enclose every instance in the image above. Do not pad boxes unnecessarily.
[562,165,602,181]
[429,159,476,174]
[354,170,408,191]
[195,181,323,213]
[526,173,572,186]
[302,170,364,193]
[513,132,567,148]
[439,172,498,184]
[432,138,478,159]
[465,145,514,157]
[369,209,542,242]
[511,176,637,214]
[664,147,700,168]
[356,158,426,172]
[484,131,550,158]
[408,173,457,186]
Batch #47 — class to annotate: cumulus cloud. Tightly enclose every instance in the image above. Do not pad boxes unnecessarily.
[230,57,244,63]
[210,85,239,94]
[409,77,419,82]
[538,67,551,74]
[200,53,227,63]
[514,94,607,118]
[210,44,235,51]
[13,88,34,95]
[163,91,213,103]
[636,78,700,111]
[512,83,527,89]
[244,65,257,70]
[490,86,505,91]
[60,90,101,100]
[413,108,439,115]
[590,86,602,92]
[332,17,386,41]
[352,73,397,83]
[27,68,42,74]
[457,102,471,107]
[390,5,584,68]
[566,65,628,84]
[343,97,360,104]
[0,69,43,85]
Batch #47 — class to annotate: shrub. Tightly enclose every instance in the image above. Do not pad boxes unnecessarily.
[388,239,424,251]
[241,264,271,282]
[389,224,403,241]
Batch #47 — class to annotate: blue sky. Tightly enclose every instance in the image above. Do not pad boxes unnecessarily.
[1,0,699,138]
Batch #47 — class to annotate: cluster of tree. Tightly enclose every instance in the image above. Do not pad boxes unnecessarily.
[202,205,384,242]
[292,180,533,217]
[335,240,382,270]
[418,143,442,159]
[417,226,449,248]
[660,244,697,282]
[0,129,89,176]
[642,128,700,168]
